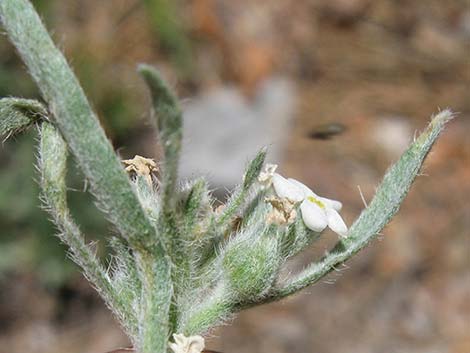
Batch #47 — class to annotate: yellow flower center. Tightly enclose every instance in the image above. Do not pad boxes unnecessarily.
[307,195,325,209]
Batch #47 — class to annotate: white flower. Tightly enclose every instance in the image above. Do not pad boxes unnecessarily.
[168,334,205,353]
[271,173,348,237]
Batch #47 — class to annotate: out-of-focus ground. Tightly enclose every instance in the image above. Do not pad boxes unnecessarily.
[0,1,469,352]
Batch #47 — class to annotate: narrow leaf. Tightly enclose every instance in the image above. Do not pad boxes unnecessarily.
[217,149,267,227]
[183,178,210,237]
[242,147,267,190]
[138,64,182,209]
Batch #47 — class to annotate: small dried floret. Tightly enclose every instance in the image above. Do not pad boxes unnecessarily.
[258,163,278,188]
[122,155,158,186]
[169,333,205,353]
[265,196,297,226]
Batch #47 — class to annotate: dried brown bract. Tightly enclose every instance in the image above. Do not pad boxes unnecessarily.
[265,196,297,226]
[122,155,158,186]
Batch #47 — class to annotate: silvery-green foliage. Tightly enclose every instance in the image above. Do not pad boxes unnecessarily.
[0,1,454,352]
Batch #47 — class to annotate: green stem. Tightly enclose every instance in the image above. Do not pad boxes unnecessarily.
[39,122,138,337]
[136,252,173,353]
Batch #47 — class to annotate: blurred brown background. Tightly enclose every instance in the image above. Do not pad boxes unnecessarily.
[0,0,469,352]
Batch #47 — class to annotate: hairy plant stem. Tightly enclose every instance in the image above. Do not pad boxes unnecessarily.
[39,122,138,336]
[136,251,173,353]
[0,1,173,352]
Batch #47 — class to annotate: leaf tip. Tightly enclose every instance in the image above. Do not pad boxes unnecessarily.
[431,108,455,127]
[136,62,153,75]
[415,109,455,147]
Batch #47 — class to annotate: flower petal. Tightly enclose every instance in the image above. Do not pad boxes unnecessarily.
[325,208,348,237]
[300,199,328,232]
[173,334,187,346]
[272,174,304,202]
[287,177,316,197]
[318,196,342,211]
[288,178,343,211]
[187,336,205,353]
[264,163,278,175]
[169,343,179,353]
[169,334,205,353]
